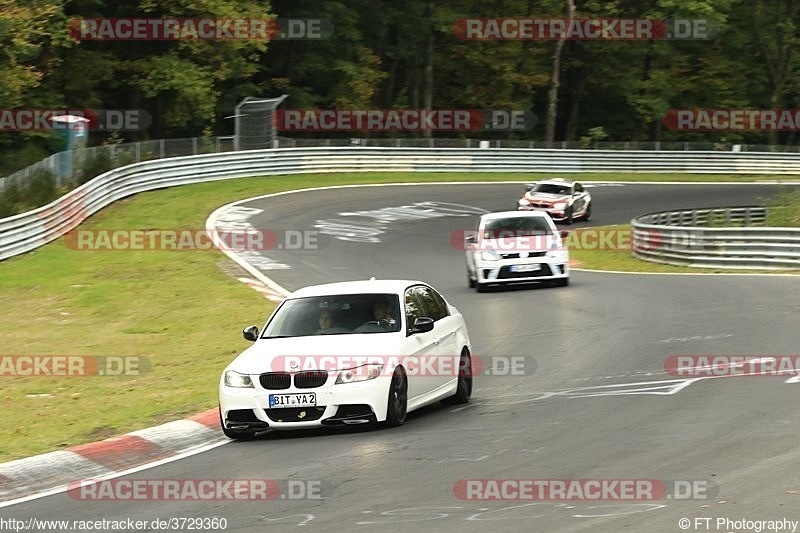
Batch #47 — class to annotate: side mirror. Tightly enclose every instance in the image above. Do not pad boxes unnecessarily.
[559,230,569,239]
[410,317,434,334]
[464,234,477,244]
[243,325,259,342]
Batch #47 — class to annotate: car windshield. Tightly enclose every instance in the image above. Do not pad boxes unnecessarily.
[533,183,571,195]
[261,293,402,338]
[482,217,552,238]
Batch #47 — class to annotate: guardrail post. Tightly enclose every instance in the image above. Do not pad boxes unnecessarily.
[632,205,800,270]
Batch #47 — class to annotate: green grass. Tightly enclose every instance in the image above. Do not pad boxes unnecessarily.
[763,187,800,227]
[0,171,797,462]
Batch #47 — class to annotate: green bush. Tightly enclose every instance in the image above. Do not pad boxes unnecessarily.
[579,127,609,148]
[24,169,59,208]
[75,150,114,186]
[0,169,60,216]
[0,194,13,219]
[3,179,21,206]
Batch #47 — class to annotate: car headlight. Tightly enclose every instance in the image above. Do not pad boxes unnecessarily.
[224,370,254,388]
[480,249,501,261]
[336,364,383,384]
[518,198,530,206]
[553,202,567,210]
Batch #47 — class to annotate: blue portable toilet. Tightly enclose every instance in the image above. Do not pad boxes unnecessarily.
[51,114,90,183]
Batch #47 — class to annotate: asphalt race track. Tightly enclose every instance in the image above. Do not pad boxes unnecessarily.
[4,182,800,532]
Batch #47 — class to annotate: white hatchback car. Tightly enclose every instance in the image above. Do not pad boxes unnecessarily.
[219,279,472,439]
[465,211,569,291]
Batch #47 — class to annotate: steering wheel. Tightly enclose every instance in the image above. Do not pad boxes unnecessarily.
[362,319,391,329]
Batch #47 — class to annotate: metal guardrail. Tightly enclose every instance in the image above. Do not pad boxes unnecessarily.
[3,146,800,262]
[632,206,800,270]
[0,136,236,192]
[6,136,800,193]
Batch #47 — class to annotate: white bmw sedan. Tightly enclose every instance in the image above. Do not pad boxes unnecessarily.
[219,279,472,439]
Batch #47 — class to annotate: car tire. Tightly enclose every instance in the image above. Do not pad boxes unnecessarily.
[467,268,476,288]
[476,282,488,293]
[219,407,257,440]
[564,205,574,224]
[583,202,592,221]
[443,349,472,405]
[383,366,408,427]
[554,277,569,287]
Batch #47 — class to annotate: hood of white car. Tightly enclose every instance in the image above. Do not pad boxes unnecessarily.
[228,334,403,374]
[525,192,569,203]
[479,234,556,253]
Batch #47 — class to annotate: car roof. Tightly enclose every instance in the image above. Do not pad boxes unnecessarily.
[480,210,551,221]
[288,279,429,298]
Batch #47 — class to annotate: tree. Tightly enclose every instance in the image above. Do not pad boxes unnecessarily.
[545,0,576,144]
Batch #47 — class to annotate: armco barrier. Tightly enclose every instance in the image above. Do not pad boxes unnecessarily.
[632,206,800,269]
[3,146,800,262]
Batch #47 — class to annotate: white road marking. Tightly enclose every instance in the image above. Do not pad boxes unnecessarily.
[658,334,733,343]
[315,201,488,243]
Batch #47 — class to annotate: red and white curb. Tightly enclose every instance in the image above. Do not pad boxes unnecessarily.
[0,409,226,507]
[237,277,286,302]
[0,205,290,507]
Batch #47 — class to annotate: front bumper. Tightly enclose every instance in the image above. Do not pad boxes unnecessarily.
[472,251,569,285]
[219,372,390,431]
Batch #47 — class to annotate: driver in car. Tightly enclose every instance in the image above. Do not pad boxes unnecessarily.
[371,299,397,329]
[318,309,333,330]
[373,300,392,321]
